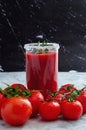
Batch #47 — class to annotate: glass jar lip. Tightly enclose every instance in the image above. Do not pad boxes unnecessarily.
[24,43,60,50]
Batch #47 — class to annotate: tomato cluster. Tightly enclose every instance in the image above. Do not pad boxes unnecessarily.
[0,83,86,126]
[0,83,44,126]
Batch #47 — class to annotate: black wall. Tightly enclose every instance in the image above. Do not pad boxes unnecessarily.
[0,0,86,72]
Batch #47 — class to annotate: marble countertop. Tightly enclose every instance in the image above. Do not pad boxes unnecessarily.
[0,71,86,130]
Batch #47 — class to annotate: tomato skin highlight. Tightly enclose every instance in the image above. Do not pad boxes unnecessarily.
[1,97,32,126]
[39,101,61,121]
[61,100,83,120]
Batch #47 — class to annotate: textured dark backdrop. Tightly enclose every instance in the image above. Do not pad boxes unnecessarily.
[0,0,86,72]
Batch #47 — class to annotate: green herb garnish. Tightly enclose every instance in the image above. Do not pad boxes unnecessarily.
[34,41,53,54]
[40,41,48,46]
[44,48,49,53]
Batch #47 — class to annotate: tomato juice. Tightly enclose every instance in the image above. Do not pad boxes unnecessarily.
[24,43,59,98]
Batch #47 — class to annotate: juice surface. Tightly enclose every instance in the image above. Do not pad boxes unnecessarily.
[26,52,58,98]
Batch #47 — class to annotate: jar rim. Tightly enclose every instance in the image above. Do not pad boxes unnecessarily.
[24,43,60,50]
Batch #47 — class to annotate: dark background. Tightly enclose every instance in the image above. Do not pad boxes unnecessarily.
[0,0,86,72]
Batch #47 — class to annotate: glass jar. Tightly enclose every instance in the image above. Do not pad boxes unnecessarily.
[24,43,59,98]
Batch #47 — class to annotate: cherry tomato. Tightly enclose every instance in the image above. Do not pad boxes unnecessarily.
[61,100,83,120]
[39,101,61,121]
[28,90,44,116]
[4,83,28,98]
[74,91,86,113]
[80,88,86,95]
[0,93,5,118]
[59,84,76,94]
[4,83,27,91]
[1,97,32,126]
[11,83,27,90]
[46,91,63,104]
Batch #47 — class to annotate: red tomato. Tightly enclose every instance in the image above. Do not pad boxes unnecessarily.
[0,93,5,118]
[1,97,32,126]
[59,84,76,95]
[4,83,27,91]
[4,83,28,98]
[61,100,83,120]
[39,101,61,121]
[11,83,27,90]
[74,92,86,114]
[80,89,86,95]
[46,92,63,104]
[28,90,44,116]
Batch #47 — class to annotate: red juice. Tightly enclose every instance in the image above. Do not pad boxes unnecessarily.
[24,43,59,98]
[25,52,58,98]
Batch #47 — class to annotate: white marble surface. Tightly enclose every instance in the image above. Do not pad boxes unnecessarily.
[0,71,86,130]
